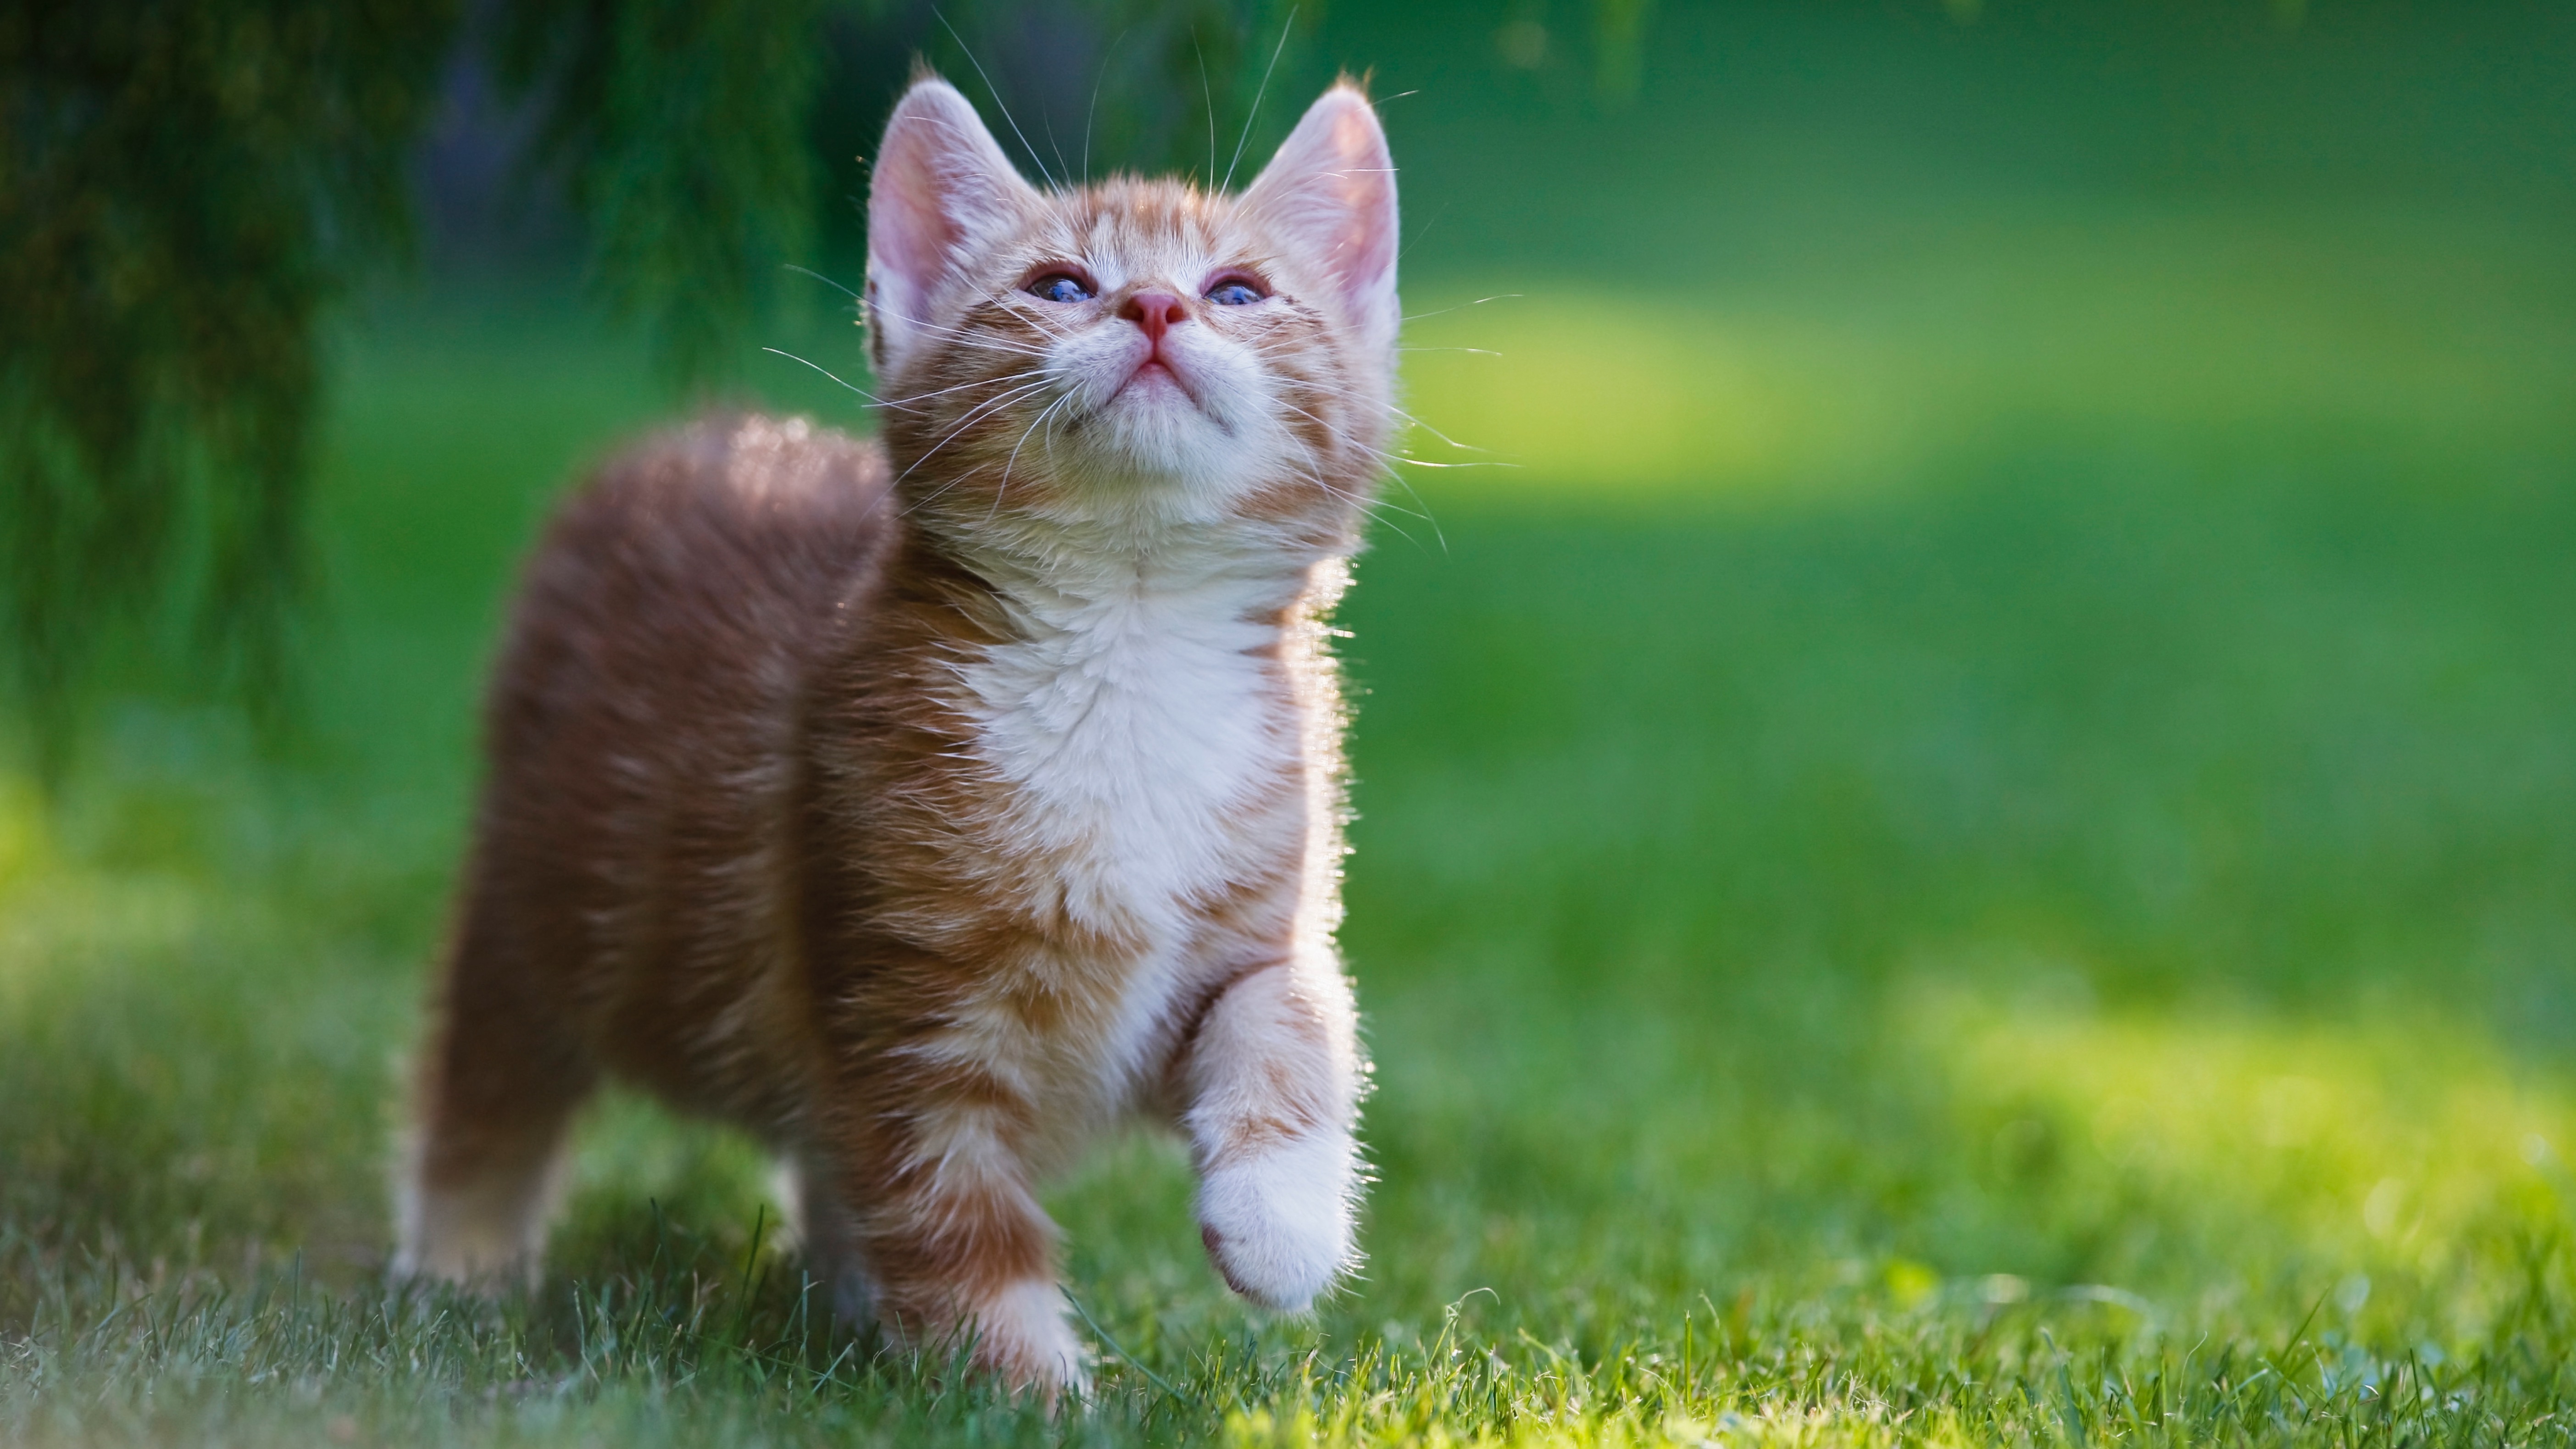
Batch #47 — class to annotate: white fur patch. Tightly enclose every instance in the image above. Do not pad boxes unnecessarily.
[390,1135,567,1288]
[1196,1126,1357,1312]
[973,1277,1091,1394]
[958,537,1307,1114]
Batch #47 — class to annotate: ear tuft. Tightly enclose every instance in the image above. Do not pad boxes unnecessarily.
[866,78,1038,374]
[1241,83,1399,353]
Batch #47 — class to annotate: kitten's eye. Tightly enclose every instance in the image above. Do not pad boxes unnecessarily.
[1028,272,1094,304]
[1205,275,1266,306]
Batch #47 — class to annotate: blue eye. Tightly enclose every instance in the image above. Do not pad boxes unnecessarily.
[1206,278,1265,306]
[1029,273,1093,303]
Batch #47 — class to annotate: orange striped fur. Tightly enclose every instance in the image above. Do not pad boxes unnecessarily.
[394,77,1399,1396]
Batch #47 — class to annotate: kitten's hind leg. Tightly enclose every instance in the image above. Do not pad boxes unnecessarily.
[773,1152,878,1327]
[393,900,596,1288]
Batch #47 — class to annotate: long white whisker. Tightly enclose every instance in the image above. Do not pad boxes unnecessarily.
[1376,464,1449,552]
[761,347,896,408]
[1262,392,1453,544]
[1084,29,1129,184]
[1253,359,1489,454]
[1270,396,1427,476]
[1401,294,1522,322]
[1280,461,1433,551]
[883,367,1047,411]
[883,302,1055,360]
[1263,396,1488,537]
[987,392,1076,526]
[1040,96,1072,191]
[892,379,1059,491]
[1192,30,1216,187]
[783,263,862,302]
[1224,7,1298,193]
[933,9,1059,190]
[901,462,992,520]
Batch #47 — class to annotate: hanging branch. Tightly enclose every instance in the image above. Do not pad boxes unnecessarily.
[0,0,460,776]
[0,0,1358,781]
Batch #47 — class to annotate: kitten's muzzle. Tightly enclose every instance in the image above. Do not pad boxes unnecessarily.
[1112,290,1202,405]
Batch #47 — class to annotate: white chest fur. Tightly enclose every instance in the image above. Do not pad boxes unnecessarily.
[947,533,1321,1136]
[959,544,1305,944]
[953,536,1308,1124]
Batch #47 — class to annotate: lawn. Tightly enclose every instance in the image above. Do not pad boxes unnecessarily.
[7,3,2576,1443]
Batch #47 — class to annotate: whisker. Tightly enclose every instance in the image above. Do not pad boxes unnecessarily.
[1192,30,1216,188]
[1272,399,1432,475]
[900,462,991,520]
[1389,411,1485,454]
[887,311,1054,359]
[880,367,1048,411]
[1378,465,1449,552]
[761,347,896,408]
[1267,394,1448,506]
[764,347,1050,416]
[1402,294,1522,323]
[892,379,1059,492]
[988,392,1077,525]
[1224,6,1298,193]
[1262,391,1495,535]
[1282,464,1433,552]
[783,263,862,303]
[933,9,1059,190]
[1252,362,1489,454]
[1083,30,1128,184]
[1040,95,1072,192]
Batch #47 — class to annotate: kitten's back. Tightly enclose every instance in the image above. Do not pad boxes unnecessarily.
[447,414,894,1132]
[489,413,890,767]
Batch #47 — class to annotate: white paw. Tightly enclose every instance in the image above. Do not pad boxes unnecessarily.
[969,1278,1092,1399]
[1196,1130,1356,1313]
[390,1171,552,1290]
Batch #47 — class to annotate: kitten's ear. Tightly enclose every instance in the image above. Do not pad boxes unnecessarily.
[866,78,1041,373]
[1241,82,1399,351]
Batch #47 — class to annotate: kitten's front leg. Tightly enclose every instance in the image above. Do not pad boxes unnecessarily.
[1182,954,1365,1312]
[839,1080,1089,1398]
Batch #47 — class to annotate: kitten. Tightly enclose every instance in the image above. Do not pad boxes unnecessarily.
[392,75,1399,1396]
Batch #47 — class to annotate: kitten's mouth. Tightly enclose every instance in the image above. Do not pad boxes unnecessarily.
[1117,356,1199,407]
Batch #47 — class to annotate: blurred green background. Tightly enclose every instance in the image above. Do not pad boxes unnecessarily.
[6,1,2576,1443]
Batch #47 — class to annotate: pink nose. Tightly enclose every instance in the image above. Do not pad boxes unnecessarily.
[1121,291,1187,346]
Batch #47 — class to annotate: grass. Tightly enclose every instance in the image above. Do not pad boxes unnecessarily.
[6,292,2574,1443]
[10,6,2576,1437]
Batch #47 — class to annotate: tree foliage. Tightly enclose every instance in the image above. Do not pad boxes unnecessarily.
[491,0,838,389]
[0,0,457,768]
[0,0,1331,769]
[1,0,1653,771]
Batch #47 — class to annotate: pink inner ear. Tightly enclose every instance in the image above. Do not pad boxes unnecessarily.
[1315,104,1397,298]
[870,144,956,318]
[1244,86,1399,336]
[866,81,1033,352]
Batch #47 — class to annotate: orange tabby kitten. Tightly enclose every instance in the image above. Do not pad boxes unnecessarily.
[392,75,1398,1394]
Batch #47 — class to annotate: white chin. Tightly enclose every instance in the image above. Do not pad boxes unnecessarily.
[1093,399,1232,480]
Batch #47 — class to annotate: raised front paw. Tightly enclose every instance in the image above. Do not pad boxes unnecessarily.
[1195,1129,1357,1313]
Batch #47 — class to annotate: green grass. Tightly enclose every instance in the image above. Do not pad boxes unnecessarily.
[6,285,2574,1443]
[11,7,2576,1432]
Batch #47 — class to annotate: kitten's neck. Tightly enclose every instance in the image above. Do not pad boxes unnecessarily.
[918,493,1356,635]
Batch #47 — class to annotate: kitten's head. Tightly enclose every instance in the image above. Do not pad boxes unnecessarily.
[864,75,1398,536]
